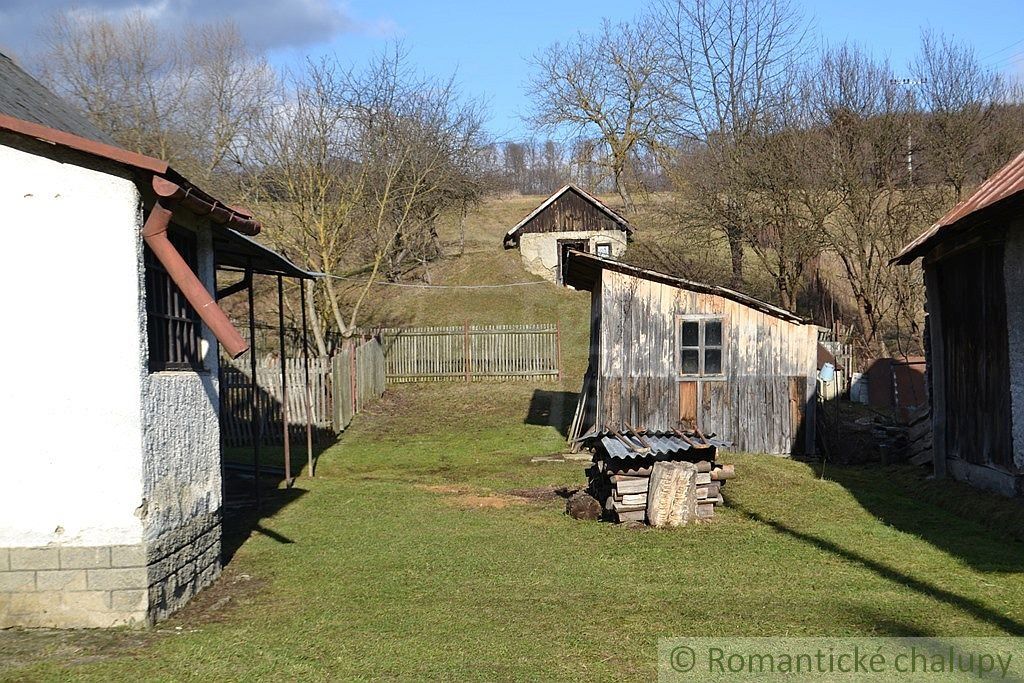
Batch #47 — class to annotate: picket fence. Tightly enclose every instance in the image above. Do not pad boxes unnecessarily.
[221,338,385,447]
[332,338,386,431]
[379,324,560,383]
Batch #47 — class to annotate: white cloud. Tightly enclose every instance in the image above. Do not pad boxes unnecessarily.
[0,0,394,58]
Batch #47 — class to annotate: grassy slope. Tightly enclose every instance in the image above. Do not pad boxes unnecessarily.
[5,383,1024,681]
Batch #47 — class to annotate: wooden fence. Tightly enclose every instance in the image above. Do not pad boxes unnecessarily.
[221,338,386,447]
[332,338,387,431]
[379,324,560,383]
[221,357,333,448]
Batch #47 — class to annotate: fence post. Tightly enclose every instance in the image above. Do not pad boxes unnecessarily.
[463,322,471,383]
[556,319,562,383]
[349,338,358,415]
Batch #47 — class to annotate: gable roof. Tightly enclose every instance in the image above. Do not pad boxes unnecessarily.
[0,52,115,145]
[563,251,809,324]
[503,184,633,247]
[894,148,1024,264]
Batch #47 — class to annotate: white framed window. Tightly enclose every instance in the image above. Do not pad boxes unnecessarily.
[678,316,724,378]
[595,242,612,257]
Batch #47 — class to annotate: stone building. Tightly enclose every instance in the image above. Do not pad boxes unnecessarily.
[503,184,633,284]
[0,52,312,627]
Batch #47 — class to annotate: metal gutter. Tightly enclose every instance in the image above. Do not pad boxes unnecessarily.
[142,200,249,359]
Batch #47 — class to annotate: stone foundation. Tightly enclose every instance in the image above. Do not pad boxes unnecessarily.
[0,512,221,629]
[146,511,221,623]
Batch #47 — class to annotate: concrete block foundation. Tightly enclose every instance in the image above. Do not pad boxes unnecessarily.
[0,512,221,628]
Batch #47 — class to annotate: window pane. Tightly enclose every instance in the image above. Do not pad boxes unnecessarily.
[681,321,699,347]
[704,349,722,375]
[596,243,611,257]
[681,349,700,374]
[705,320,722,346]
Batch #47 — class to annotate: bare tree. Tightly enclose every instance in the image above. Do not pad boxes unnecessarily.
[38,11,273,192]
[655,0,810,286]
[813,45,940,358]
[250,46,487,339]
[912,30,1008,201]
[527,17,665,211]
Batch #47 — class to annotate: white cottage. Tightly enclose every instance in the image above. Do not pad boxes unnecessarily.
[503,184,633,284]
[0,53,312,627]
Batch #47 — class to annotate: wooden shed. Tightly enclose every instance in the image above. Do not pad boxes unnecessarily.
[503,184,633,284]
[894,149,1024,497]
[565,252,818,455]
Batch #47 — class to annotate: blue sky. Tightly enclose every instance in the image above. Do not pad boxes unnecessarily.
[279,0,1024,139]
[3,0,1022,139]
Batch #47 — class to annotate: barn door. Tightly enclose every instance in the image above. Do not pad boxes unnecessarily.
[679,381,697,429]
[789,376,806,453]
[557,239,588,284]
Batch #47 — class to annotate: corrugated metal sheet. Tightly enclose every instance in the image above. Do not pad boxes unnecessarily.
[597,432,730,459]
[894,149,1024,264]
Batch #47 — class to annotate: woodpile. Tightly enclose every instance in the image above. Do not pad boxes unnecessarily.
[585,426,735,525]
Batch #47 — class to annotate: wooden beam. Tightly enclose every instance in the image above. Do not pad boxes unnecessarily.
[924,267,948,479]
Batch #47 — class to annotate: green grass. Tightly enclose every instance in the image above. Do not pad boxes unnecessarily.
[4,383,1024,681]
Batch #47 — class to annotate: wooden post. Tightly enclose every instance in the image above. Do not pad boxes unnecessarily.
[350,338,357,415]
[247,269,260,508]
[277,276,292,487]
[925,266,947,479]
[300,279,315,477]
[464,322,471,383]
[555,320,562,382]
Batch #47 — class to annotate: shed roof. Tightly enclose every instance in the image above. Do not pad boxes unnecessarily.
[563,251,809,324]
[894,148,1024,264]
[503,184,633,247]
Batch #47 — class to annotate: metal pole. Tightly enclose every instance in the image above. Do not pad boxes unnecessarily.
[300,279,315,477]
[277,275,292,487]
[247,269,261,508]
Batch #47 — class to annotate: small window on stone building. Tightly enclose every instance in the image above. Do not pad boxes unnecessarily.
[145,228,204,372]
[596,242,612,258]
[678,317,725,377]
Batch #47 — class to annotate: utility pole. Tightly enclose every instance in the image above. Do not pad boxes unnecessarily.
[890,77,928,184]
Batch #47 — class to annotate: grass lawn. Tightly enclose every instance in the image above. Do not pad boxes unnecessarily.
[4,382,1024,681]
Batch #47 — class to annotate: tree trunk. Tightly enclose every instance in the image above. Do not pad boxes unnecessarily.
[306,281,330,357]
[614,166,635,213]
[322,276,351,338]
[726,224,744,288]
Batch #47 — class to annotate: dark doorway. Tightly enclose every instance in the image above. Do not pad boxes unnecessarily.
[557,239,588,284]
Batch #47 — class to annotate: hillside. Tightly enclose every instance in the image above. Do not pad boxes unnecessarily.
[344,194,599,382]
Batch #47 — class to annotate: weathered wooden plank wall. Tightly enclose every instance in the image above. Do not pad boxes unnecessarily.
[379,325,560,382]
[517,187,622,235]
[592,270,817,454]
[935,243,1014,471]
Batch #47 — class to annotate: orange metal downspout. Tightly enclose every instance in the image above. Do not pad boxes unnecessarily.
[142,201,250,359]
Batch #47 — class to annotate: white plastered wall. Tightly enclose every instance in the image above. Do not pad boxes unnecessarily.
[0,140,146,547]
[518,230,628,282]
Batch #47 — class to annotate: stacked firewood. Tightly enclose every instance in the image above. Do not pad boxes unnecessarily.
[586,427,736,523]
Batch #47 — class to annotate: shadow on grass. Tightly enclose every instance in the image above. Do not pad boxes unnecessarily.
[730,499,1024,636]
[525,389,580,438]
[813,464,1024,574]
[222,485,306,564]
